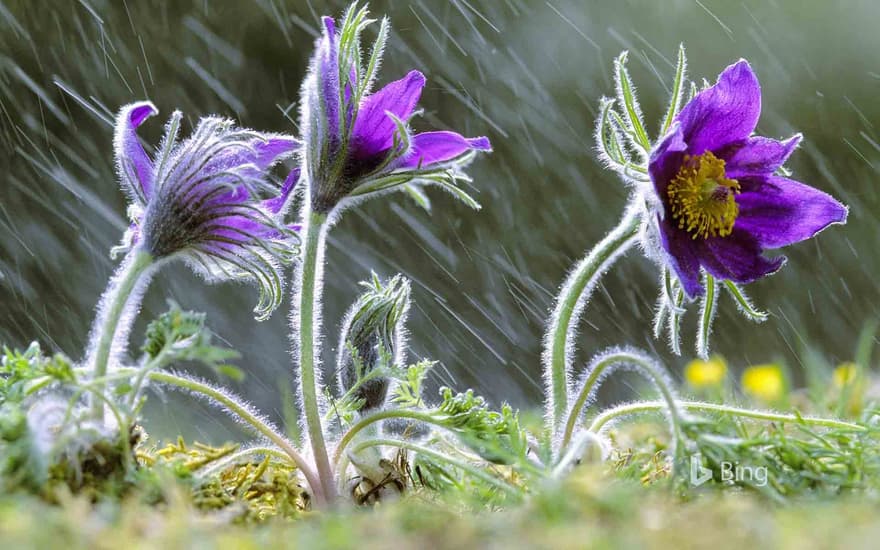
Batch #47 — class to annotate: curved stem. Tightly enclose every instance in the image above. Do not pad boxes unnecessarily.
[336,452,354,495]
[292,207,337,501]
[128,349,171,410]
[334,409,546,479]
[350,437,523,499]
[587,400,866,434]
[561,350,683,448]
[333,408,440,468]
[70,385,131,470]
[560,350,687,478]
[552,430,604,479]
[87,249,154,419]
[542,209,640,435]
[140,369,326,507]
[723,280,768,322]
[696,273,716,358]
[667,285,685,355]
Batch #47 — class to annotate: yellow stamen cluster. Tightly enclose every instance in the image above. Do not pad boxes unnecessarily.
[667,151,740,240]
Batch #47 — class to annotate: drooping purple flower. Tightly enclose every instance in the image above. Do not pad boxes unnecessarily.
[301,7,492,213]
[647,60,847,298]
[112,101,301,319]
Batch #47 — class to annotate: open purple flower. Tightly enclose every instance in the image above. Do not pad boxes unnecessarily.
[648,60,847,298]
[288,6,495,502]
[301,7,491,213]
[113,101,300,318]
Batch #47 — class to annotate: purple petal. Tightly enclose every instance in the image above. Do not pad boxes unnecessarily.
[114,101,157,201]
[210,212,282,242]
[351,70,426,157]
[657,215,704,297]
[204,134,299,175]
[719,134,801,178]
[696,228,785,285]
[127,222,141,246]
[399,131,492,169]
[251,135,300,169]
[734,175,848,249]
[676,60,761,155]
[181,129,299,208]
[263,167,300,215]
[318,16,341,145]
[649,122,688,197]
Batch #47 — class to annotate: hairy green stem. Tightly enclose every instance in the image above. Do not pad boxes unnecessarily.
[345,421,386,484]
[561,350,684,449]
[88,249,154,419]
[543,209,640,434]
[552,430,604,478]
[333,408,439,468]
[588,400,866,434]
[350,438,523,499]
[128,349,170,411]
[138,369,326,507]
[696,273,716,358]
[293,207,337,501]
[70,385,132,470]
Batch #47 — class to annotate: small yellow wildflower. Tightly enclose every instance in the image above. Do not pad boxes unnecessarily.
[833,362,859,388]
[684,356,727,388]
[831,361,865,416]
[741,363,786,402]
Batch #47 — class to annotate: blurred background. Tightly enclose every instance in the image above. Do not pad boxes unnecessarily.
[1,0,878,442]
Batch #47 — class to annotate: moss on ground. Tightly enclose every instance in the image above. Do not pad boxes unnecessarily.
[1,465,879,550]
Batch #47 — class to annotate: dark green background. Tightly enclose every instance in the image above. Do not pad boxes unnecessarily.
[1,1,877,441]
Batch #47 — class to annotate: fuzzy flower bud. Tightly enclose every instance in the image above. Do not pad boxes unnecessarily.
[337,273,411,413]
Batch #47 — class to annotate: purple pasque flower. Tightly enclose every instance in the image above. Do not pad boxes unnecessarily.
[301,5,491,214]
[648,60,847,298]
[112,101,301,319]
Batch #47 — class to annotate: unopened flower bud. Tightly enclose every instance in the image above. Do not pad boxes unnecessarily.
[337,274,411,413]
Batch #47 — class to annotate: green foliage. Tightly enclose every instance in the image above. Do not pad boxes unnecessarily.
[411,450,520,508]
[606,405,880,500]
[328,354,403,429]
[0,303,244,499]
[0,342,75,403]
[0,401,39,490]
[330,359,434,430]
[0,345,82,492]
[391,360,435,409]
[435,388,528,466]
[2,307,878,526]
[681,412,880,500]
[141,301,241,380]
